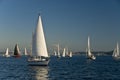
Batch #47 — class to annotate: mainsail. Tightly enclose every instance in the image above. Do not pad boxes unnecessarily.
[32,16,48,57]
[69,51,72,57]
[88,36,92,56]
[14,44,20,55]
[113,42,120,57]
[57,44,60,57]
[24,48,27,55]
[86,36,96,60]
[5,48,9,56]
[62,48,66,57]
[54,50,57,56]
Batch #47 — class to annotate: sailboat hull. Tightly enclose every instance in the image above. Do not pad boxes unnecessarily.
[13,54,21,58]
[28,56,49,66]
[5,55,10,57]
[87,55,96,60]
[113,56,120,60]
[28,60,49,66]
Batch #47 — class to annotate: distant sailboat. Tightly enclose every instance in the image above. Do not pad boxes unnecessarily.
[57,44,61,58]
[66,47,69,57]
[69,51,72,57]
[65,47,72,57]
[13,44,21,58]
[112,42,120,58]
[28,15,49,66]
[86,36,96,60]
[3,48,10,57]
[62,48,66,57]
[54,50,57,56]
[24,48,28,55]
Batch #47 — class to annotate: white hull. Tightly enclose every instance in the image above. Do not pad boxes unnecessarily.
[28,60,49,66]
[113,56,120,60]
[69,55,72,57]
[28,56,49,66]
[3,54,10,57]
[87,55,96,60]
[57,55,61,58]
[5,55,10,57]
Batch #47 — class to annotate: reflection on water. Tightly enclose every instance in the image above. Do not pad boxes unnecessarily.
[0,55,120,80]
[28,66,49,80]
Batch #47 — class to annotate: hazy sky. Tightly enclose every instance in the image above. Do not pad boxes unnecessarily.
[0,0,120,52]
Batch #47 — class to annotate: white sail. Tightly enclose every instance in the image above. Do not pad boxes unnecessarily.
[57,44,60,57]
[69,51,72,57]
[5,48,9,56]
[113,42,120,57]
[32,16,48,57]
[87,36,96,60]
[4,48,10,57]
[24,48,27,55]
[54,50,57,56]
[117,43,119,56]
[17,45,20,53]
[62,48,66,57]
[88,36,92,56]
[113,48,117,57]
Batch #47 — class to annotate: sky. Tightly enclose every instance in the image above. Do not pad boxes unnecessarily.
[0,0,120,52]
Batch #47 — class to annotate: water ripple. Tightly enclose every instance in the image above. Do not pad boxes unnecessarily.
[0,55,120,80]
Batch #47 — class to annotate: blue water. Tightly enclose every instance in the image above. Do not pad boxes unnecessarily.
[0,55,120,80]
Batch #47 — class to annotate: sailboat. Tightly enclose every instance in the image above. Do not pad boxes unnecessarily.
[57,44,61,58]
[86,36,96,60]
[112,42,120,58]
[3,48,10,57]
[54,50,57,56]
[13,44,21,58]
[66,47,69,57]
[69,51,72,57]
[24,48,28,55]
[28,15,49,66]
[65,47,72,57]
[62,48,66,57]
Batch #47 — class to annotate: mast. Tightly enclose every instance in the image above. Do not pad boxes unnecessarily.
[32,16,48,57]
